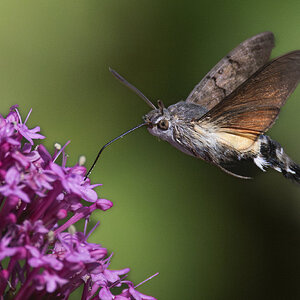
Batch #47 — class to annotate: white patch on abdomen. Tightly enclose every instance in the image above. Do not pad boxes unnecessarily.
[253,155,269,171]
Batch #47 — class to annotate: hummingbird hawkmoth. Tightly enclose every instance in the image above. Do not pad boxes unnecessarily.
[86,32,300,183]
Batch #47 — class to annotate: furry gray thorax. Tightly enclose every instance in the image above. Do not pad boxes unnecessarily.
[144,101,208,124]
[143,101,219,160]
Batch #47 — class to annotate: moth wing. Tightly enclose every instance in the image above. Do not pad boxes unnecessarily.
[198,51,300,142]
[186,32,275,111]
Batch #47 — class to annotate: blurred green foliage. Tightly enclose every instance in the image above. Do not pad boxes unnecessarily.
[1,0,300,299]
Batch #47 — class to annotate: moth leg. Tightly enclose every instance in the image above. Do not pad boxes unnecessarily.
[217,164,252,180]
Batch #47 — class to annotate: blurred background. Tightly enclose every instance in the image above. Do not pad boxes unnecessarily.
[0,0,300,298]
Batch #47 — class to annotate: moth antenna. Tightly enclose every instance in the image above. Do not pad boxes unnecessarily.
[157,100,165,114]
[84,123,147,180]
[109,67,157,110]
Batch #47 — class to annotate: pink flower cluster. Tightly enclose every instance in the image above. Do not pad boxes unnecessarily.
[0,106,157,300]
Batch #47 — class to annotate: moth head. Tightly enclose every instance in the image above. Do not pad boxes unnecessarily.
[143,100,175,140]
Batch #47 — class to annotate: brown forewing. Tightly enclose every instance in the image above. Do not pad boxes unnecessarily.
[199,50,300,139]
[186,32,275,111]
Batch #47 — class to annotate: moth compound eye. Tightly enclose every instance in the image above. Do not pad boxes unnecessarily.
[157,119,169,130]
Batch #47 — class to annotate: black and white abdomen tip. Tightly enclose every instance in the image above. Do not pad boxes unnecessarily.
[254,135,300,183]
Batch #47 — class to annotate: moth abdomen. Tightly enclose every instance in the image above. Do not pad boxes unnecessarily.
[255,135,300,183]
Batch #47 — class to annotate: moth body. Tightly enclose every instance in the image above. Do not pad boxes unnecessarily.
[144,102,258,168]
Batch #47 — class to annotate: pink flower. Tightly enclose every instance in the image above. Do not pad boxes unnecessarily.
[0,106,157,300]
[14,108,45,145]
[0,167,30,203]
[36,270,68,293]
[0,235,18,260]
